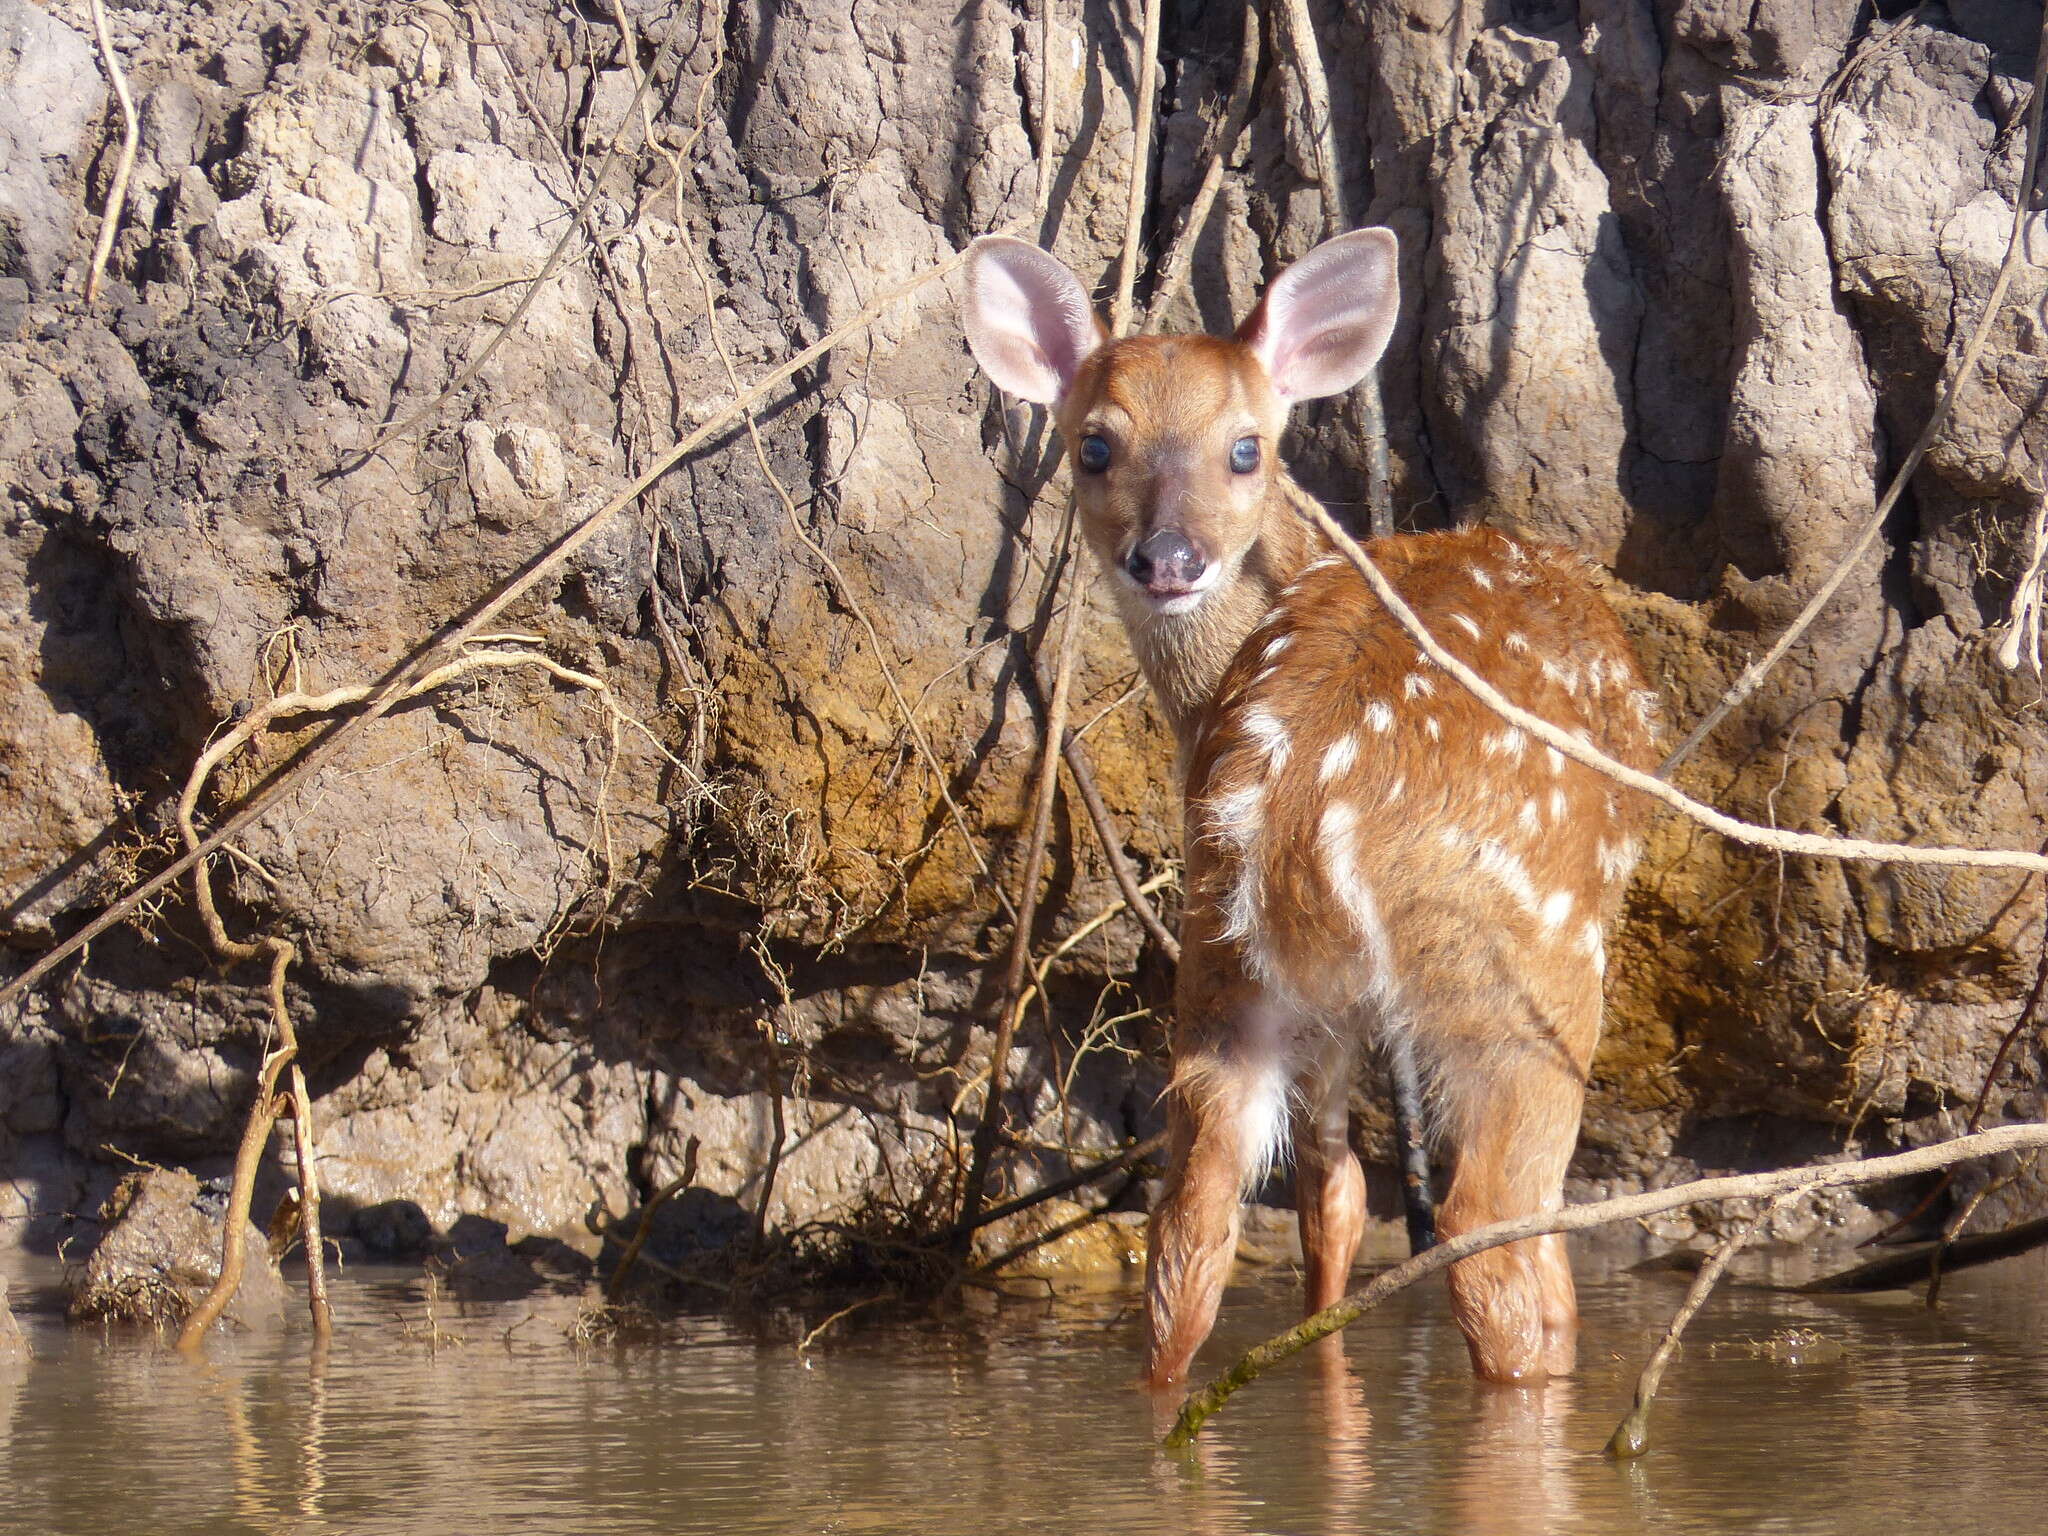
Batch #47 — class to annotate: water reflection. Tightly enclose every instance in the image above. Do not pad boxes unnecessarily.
[1,1252,2046,1535]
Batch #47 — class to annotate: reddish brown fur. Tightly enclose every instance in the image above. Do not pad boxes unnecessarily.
[1054,336,1320,740]
[962,235,1661,1392]
[1148,526,1661,1388]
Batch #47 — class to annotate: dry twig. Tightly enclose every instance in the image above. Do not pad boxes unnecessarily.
[1604,1194,1788,1458]
[1285,481,2048,875]
[1166,1121,2048,1444]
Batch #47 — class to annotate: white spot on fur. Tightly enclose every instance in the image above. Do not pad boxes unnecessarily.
[1546,746,1565,776]
[1484,727,1528,761]
[1402,672,1435,699]
[1469,565,1495,590]
[1364,701,1394,733]
[1232,1005,1298,1189]
[1503,631,1530,655]
[1304,555,1343,574]
[1219,859,1260,946]
[1262,633,1293,663]
[1540,888,1574,931]
[1542,658,1579,695]
[1580,918,1606,975]
[1632,689,1660,730]
[1422,716,1441,741]
[1241,708,1291,767]
[1597,839,1632,883]
[1320,801,1396,996]
[1449,613,1482,641]
[1518,799,1541,836]
[1319,734,1360,783]
[1385,774,1405,804]
[1205,781,1265,851]
[1548,787,1568,823]
[1473,838,1540,916]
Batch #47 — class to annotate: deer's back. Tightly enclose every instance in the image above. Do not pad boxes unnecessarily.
[1183,526,1661,1034]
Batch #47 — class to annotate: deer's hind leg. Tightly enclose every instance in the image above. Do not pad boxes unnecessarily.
[1294,1033,1366,1316]
[1431,993,1598,1383]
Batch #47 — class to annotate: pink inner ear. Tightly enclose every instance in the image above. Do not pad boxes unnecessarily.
[963,239,1102,405]
[1242,230,1399,402]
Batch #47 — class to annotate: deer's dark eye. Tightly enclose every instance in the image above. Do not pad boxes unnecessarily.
[1078,434,1111,473]
[1229,436,1261,475]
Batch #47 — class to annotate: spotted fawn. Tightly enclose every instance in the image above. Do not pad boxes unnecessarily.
[961,228,1661,1387]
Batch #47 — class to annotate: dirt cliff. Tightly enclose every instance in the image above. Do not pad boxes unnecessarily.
[2,0,2044,1273]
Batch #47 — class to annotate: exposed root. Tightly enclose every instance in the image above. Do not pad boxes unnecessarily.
[172,643,667,1349]
[1660,10,2048,772]
[1142,5,1261,333]
[1109,0,1165,334]
[82,0,139,310]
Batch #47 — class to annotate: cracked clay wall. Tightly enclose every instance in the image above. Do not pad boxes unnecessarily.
[3,0,2046,1264]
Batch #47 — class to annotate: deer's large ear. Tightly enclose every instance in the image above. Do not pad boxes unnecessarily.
[962,237,1105,405]
[1236,228,1400,402]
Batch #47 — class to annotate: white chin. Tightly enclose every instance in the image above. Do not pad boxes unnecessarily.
[1148,591,1209,617]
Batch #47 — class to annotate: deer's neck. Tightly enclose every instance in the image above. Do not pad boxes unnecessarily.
[1112,475,1329,758]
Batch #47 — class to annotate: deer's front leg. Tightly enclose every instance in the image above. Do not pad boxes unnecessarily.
[1144,938,1297,1390]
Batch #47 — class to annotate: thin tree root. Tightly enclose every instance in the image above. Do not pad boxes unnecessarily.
[1060,734,1179,960]
[82,0,139,309]
[172,644,644,1347]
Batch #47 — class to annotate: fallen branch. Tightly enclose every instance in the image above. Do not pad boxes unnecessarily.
[1800,1211,2048,1295]
[1284,480,2048,875]
[82,0,139,309]
[1605,1194,1787,1458]
[1165,1120,2048,1444]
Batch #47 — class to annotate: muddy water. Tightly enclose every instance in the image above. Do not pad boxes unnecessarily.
[4,1246,2047,1535]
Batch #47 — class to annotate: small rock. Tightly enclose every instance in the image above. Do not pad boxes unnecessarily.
[353,1198,435,1258]
[68,1168,284,1333]
[511,1233,598,1291]
[439,1216,542,1300]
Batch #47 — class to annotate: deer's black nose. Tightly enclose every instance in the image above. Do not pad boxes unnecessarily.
[1126,529,1207,594]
